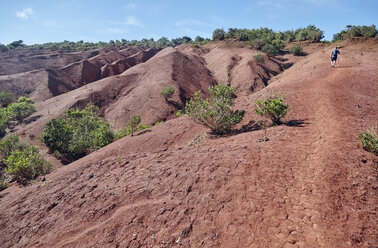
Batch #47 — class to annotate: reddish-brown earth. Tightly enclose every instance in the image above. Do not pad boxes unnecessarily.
[0,39,377,247]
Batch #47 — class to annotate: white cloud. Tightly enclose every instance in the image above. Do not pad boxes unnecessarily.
[16,8,33,20]
[125,16,142,27]
[125,3,137,10]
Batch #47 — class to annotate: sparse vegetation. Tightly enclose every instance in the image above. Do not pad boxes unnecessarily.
[0,135,51,185]
[255,93,290,125]
[290,44,303,56]
[333,25,377,41]
[128,115,141,136]
[42,104,115,161]
[115,117,153,139]
[253,54,265,64]
[160,86,175,101]
[184,84,245,134]
[357,128,377,155]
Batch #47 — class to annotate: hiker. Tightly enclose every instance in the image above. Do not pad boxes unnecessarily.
[330,46,340,67]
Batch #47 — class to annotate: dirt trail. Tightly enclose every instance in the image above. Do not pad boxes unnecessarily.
[0,42,376,248]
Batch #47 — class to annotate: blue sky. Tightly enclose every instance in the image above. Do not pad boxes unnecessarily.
[1,0,377,45]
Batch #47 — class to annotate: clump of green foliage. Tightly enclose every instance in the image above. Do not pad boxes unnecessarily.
[176,110,184,117]
[128,115,141,136]
[253,54,265,64]
[42,104,115,161]
[0,135,51,186]
[212,29,226,40]
[184,84,245,134]
[0,95,36,137]
[333,25,377,41]
[255,93,290,125]
[0,91,13,107]
[7,97,37,122]
[261,44,278,57]
[115,115,154,139]
[290,44,303,56]
[160,86,176,101]
[357,128,377,155]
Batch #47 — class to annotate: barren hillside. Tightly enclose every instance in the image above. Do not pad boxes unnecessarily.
[0,39,377,247]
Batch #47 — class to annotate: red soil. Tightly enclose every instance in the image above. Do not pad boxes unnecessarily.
[0,39,377,247]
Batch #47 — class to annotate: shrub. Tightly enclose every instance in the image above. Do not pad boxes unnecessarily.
[41,118,72,153]
[0,91,13,107]
[213,28,225,40]
[160,86,175,101]
[357,128,377,155]
[290,44,303,56]
[7,97,36,122]
[42,104,115,160]
[0,135,51,184]
[0,109,9,137]
[253,54,265,64]
[116,122,152,139]
[184,84,245,134]
[0,43,8,52]
[261,44,278,57]
[195,36,205,43]
[176,110,184,117]
[0,135,21,162]
[255,93,290,125]
[0,179,6,191]
[249,39,267,50]
[5,145,51,182]
[128,115,141,136]
[272,39,286,50]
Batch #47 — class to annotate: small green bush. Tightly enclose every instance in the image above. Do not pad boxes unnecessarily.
[261,44,278,57]
[290,44,303,56]
[255,93,290,125]
[176,110,184,117]
[358,129,377,155]
[160,86,175,101]
[0,179,6,191]
[7,97,36,122]
[5,145,51,182]
[253,54,265,64]
[115,122,152,139]
[184,84,245,134]
[0,135,51,184]
[42,104,115,160]
[0,109,9,137]
[0,91,13,107]
[272,39,286,50]
[0,135,21,161]
[128,115,141,136]
[42,118,72,153]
